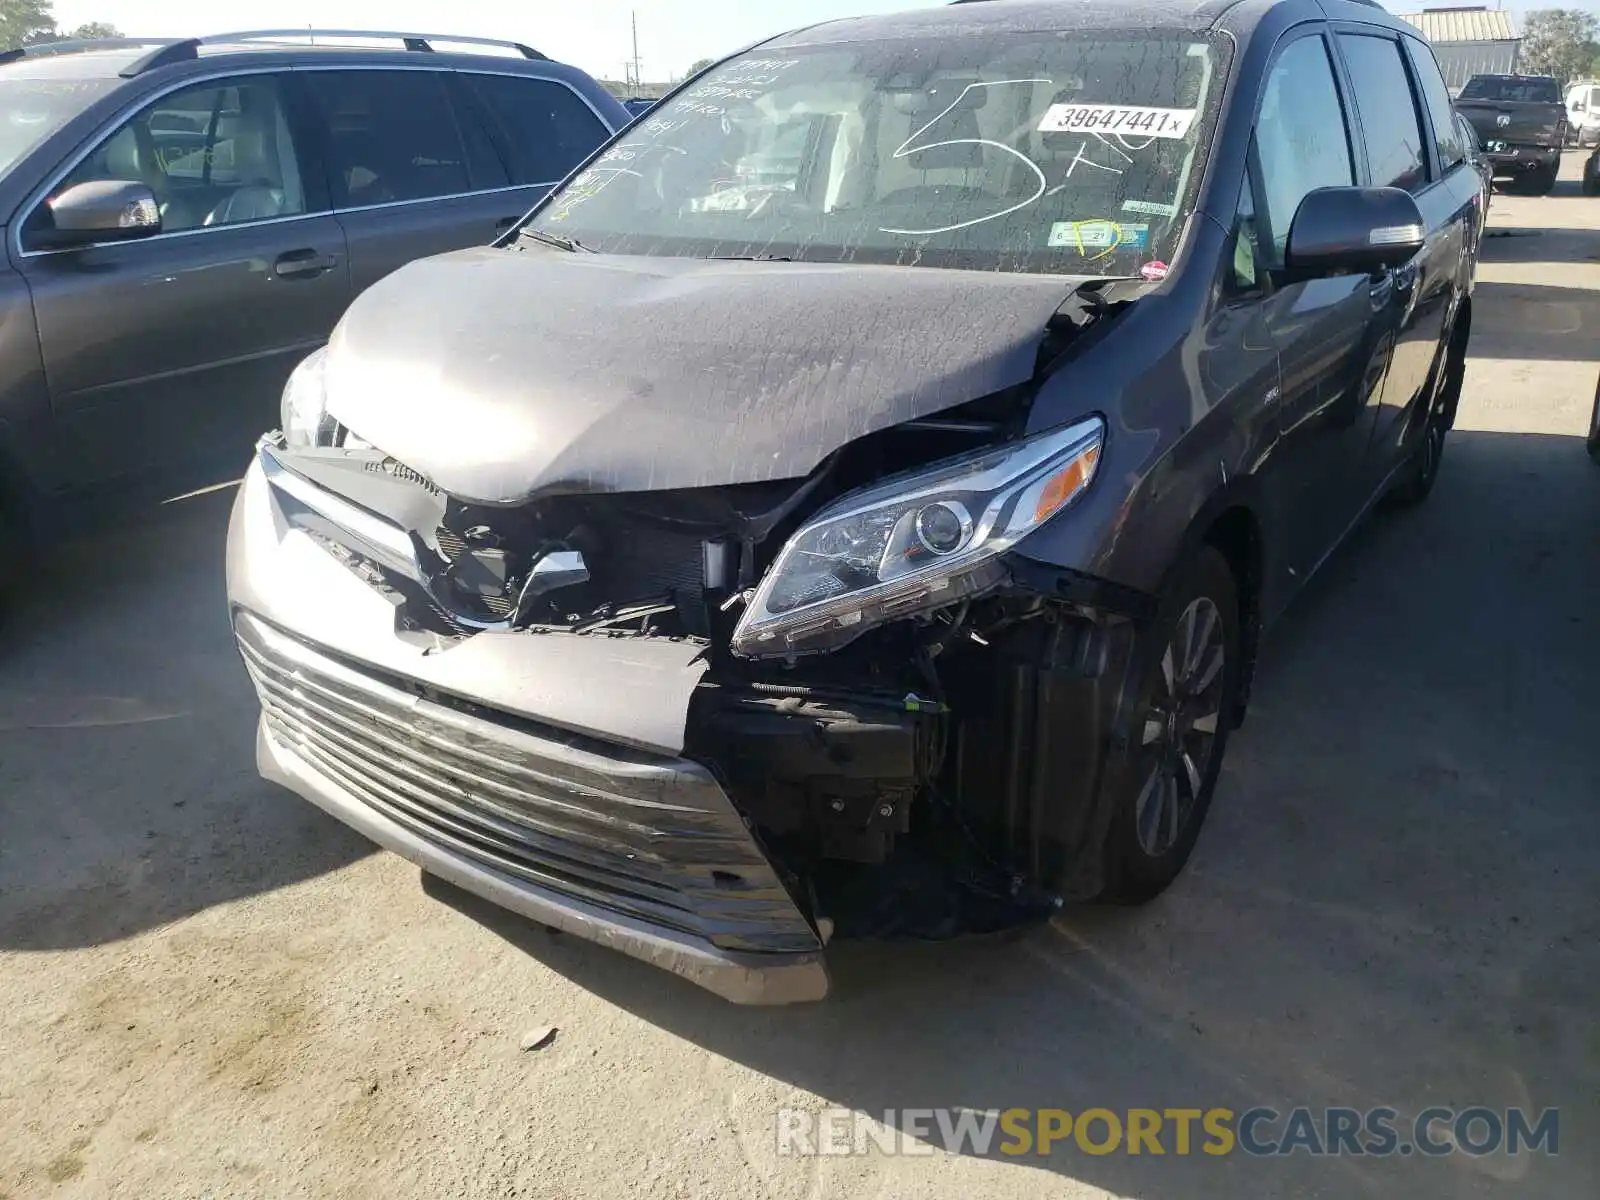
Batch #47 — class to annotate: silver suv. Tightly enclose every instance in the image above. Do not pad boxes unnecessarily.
[0,30,626,577]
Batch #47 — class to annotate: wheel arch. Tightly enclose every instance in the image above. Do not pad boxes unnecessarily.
[1200,504,1264,728]
[1161,487,1267,730]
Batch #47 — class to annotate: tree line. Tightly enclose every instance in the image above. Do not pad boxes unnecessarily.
[1509,9,1595,84]
[1,1,119,49]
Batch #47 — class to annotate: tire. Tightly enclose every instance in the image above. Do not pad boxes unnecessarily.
[1586,371,1600,463]
[1585,157,1600,197]
[1099,546,1241,904]
[1389,322,1465,507]
[0,481,21,610]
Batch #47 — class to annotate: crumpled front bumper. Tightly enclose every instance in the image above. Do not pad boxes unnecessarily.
[227,454,828,1004]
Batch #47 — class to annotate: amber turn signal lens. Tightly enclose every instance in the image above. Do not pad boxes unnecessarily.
[1034,445,1101,523]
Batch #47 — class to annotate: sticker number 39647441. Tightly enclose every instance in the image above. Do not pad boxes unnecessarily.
[1037,104,1197,139]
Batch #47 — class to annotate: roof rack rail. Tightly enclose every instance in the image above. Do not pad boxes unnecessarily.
[120,39,201,77]
[1,28,549,78]
[15,36,175,56]
[198,30,548,61]
[0,35,189,70]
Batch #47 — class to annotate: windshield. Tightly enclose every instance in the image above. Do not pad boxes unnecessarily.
[1459,76,1560,103]
[0,75,118,178]
[534,32,1228,276]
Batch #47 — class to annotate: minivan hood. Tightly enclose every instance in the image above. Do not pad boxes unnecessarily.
[324,246,1092,504]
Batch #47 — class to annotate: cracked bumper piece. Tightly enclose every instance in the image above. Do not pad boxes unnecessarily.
[240,614,828,1004]
[228,463,827,1004]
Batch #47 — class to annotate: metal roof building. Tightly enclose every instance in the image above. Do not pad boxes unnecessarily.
[1397,7,1521,91]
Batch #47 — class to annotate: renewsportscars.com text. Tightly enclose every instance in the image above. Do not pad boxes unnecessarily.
[775,1106,1559,1159]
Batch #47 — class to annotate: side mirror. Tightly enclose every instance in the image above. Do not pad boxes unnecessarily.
[1284,186,1424,280]
[39,180,161,249]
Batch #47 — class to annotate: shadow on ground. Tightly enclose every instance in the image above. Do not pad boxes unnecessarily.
[1469,281,1600,362]
[0,487,372,950]
[437,429,1600,1198]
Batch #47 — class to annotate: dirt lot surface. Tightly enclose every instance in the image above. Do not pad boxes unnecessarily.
[2,154,1597,1199]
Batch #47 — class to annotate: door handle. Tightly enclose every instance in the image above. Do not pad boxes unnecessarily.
[274,249,336,278]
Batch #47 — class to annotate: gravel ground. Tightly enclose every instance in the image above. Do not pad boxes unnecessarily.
[2,154,1597,1200]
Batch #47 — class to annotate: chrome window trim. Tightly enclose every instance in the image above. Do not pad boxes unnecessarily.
[14,62,620,260]
[329,183,554,218]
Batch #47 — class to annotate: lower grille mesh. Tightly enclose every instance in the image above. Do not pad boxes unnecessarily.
[236,615,816,953]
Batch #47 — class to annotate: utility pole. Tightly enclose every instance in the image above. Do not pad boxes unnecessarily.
[631,10,643,94]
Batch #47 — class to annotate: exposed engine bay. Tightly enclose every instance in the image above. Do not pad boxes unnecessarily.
[263,274,1149,944]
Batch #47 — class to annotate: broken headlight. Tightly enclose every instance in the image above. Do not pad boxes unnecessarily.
[280,347,336,450]
[733,416,1104,658]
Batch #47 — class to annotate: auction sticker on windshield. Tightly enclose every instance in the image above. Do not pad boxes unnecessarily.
[1048,221,1149,251]
[1037,104,1197,138]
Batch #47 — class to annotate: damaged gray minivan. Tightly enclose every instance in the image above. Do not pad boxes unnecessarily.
[229,0,1479,1001]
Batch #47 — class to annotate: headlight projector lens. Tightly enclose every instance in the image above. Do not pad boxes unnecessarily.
[915,501,971,555]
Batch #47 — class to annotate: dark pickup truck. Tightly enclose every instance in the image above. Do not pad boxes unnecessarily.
[1455,74,1567,193]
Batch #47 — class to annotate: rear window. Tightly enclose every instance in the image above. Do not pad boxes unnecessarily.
[1458,76,1560,103]
[0,76,119,179]
[464,74,610,185]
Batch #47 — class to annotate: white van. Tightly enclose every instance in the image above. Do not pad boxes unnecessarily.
[1565,81,1600,146]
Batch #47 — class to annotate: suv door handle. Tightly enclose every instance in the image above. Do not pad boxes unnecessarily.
[274,249,337,278]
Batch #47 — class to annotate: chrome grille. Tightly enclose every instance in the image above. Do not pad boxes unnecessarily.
[235,615,816,953]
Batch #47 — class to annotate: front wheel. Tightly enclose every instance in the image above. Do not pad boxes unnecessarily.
[1389,401,1449,507]
[1390,321,1465,507]
[1100,546,1240,904]
[0,482,22,609]
[1586,371,1600,463]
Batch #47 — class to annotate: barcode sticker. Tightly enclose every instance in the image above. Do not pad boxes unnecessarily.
[1038,104,1197,139]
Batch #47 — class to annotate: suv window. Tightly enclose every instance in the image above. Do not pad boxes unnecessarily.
[1403,37,1464,174]
[1338,34,1427,191]
[464,74,609,185]
[303,70,477,207]
[1253,35,1354,265]
[1230,175,1262,292]
[26,75,307,246]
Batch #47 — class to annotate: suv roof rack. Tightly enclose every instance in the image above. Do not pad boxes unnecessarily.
[12,36,174,57]
[2,29,548,78]
[199,30,547,60]
[0,35,187,71]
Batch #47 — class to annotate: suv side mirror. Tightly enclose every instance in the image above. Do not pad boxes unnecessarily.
[1284,186,1425,280]
[40,180,161,249]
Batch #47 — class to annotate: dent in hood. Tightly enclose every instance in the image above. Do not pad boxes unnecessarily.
[325,247,1093,505]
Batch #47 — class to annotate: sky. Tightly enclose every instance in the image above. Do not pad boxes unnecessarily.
[48,0,933,81]
[48,0,1600,81]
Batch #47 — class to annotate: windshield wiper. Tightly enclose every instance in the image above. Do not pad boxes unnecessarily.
[517,227,587,253]
[709,254,793,262]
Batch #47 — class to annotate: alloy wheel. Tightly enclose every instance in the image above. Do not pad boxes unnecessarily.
[1135,597,1227,857]
[1418,407,1446,487]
